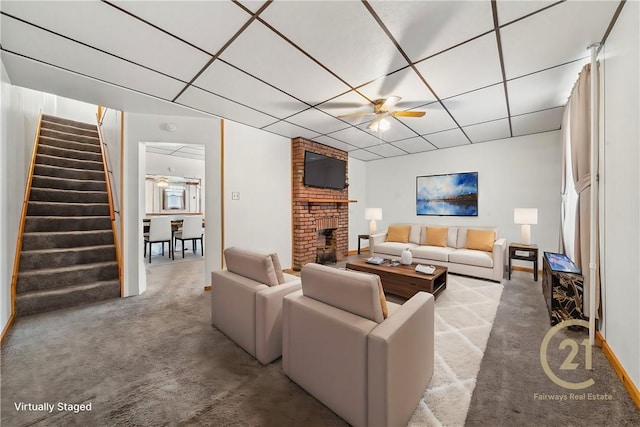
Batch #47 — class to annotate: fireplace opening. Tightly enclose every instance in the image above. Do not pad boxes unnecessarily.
[316,228,337,264]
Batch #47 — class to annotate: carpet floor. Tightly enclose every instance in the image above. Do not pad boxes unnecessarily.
[2,258,639,426]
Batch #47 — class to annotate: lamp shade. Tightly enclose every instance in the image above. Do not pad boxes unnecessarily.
[514,208,538,225]
[365,208,382,221]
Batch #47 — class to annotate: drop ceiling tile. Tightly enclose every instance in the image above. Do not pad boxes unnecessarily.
[405,102,457,135]
[191,60,308,119]
[1,1,210,82]
[424,128,470,149]
[443,84,508,126]
[500,1,618,79]
[512,107,563,136]
[177,145,206,155]
[349,150,383,162]
[365,143,407,158]
[313,136,358,152]
[368,0,494,62]
[508,60,584,115]
[416,33,503,99]
[262,120,319,140]
[220,20,350,104]
[357,67,437,109]
[496,0,559,25]
[169,151,205,161]
[111,1,248,55]
[146,147,174,156]
[238,1,269,14]
[178,86,276,128]
[261,1,408,87]
[1,16,184,100]
[327,127,382,149]
[463,119,511,143]
[286,108,350,135]
[390,137,436,154]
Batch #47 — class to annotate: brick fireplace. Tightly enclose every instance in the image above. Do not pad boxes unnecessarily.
[292,138,351,270]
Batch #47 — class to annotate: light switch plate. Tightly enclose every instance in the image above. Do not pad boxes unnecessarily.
[232,192,240,200]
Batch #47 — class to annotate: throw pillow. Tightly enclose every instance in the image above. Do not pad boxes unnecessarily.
[377,278,389,319]
[465,229,496,252]
[269,253,286,284]
[386,225,411,243]
[425,226,448,247]
[408,225,421,244]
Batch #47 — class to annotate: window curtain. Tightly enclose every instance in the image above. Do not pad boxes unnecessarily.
[567,63,601,319]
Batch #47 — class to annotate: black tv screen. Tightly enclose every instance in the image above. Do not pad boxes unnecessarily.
[304,151,346,190]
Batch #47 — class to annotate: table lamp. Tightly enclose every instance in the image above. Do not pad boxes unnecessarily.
[514,208,538,245]
[365,208,382,235]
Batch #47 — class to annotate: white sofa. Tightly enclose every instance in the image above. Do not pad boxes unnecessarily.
[283,263,434,427]
[370,224,506,282]
[211,247,301,364]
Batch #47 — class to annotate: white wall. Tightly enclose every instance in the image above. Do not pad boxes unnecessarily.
[223,121,293,268]
[365,131,563,267]
[347,157,368,251]
[123,113,222,296]
[600,0,640,389]
[0,71,97,335]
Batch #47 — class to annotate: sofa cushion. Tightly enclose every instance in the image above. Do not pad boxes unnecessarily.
[269,253,286,284]
[224,247,279,286]
[449,249,494,268]
[409,225,422,244]
[386,225,411,243]
[375,242,418,257]
[465,229,496,252]
[424,226,448,247]
[301,263,386,323]
[411,245,456,262]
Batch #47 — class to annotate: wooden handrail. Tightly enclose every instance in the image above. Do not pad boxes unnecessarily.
[96,117,123,296]
[9,114,44,321]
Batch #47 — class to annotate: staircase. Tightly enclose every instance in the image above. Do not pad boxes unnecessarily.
[15,115,120,316]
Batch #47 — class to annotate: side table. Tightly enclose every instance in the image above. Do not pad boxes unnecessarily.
[357,234,370,254]
[508,243,539,281]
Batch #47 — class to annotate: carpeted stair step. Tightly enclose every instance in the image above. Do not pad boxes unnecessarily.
[39,128,100,146]
[16,261,119,294]
[31,175,107,192]
[40,120,99,138]
[22,230,114,250]
[20,245,116,271]
[37,143,103,162]
[34,164,106,181]
[27,201,110,216]
[42,114,98,131]
[36,153,104,171]
[24,216,112,232]
[39,136,102,154]
[15,280,121,317]
[29,187,108,204]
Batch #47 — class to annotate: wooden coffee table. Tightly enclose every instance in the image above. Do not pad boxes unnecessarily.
[345,259,447,299]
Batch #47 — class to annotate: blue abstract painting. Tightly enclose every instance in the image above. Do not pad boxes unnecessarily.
[416,172,478,216]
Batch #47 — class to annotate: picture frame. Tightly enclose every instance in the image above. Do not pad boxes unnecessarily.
[416,172,478,216]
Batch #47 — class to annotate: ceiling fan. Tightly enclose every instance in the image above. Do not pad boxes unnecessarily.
[338,96,426,132]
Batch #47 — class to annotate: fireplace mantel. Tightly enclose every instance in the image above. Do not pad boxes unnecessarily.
[301,198,357,204]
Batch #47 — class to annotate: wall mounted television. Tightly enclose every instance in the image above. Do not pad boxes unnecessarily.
[304,151,347,190]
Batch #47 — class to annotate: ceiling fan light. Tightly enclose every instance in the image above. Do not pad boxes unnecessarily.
[378,117,391,132]
[157,177,169,188]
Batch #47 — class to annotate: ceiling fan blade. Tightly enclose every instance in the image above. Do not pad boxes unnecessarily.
[378,96,401,112]
[391,111,426,118]
[337,112,375,119]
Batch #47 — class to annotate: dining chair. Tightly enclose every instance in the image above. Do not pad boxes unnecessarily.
[143,217,174,263]
[173,215,204,258]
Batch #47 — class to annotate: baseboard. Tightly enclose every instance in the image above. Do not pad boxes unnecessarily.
[203,285,211,291]
[510,266,542,274]
[1,314,15,346]
[596,331,640,410]
[347,249,369,256]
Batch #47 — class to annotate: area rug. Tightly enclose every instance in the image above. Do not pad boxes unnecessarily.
[409,274,504,427]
